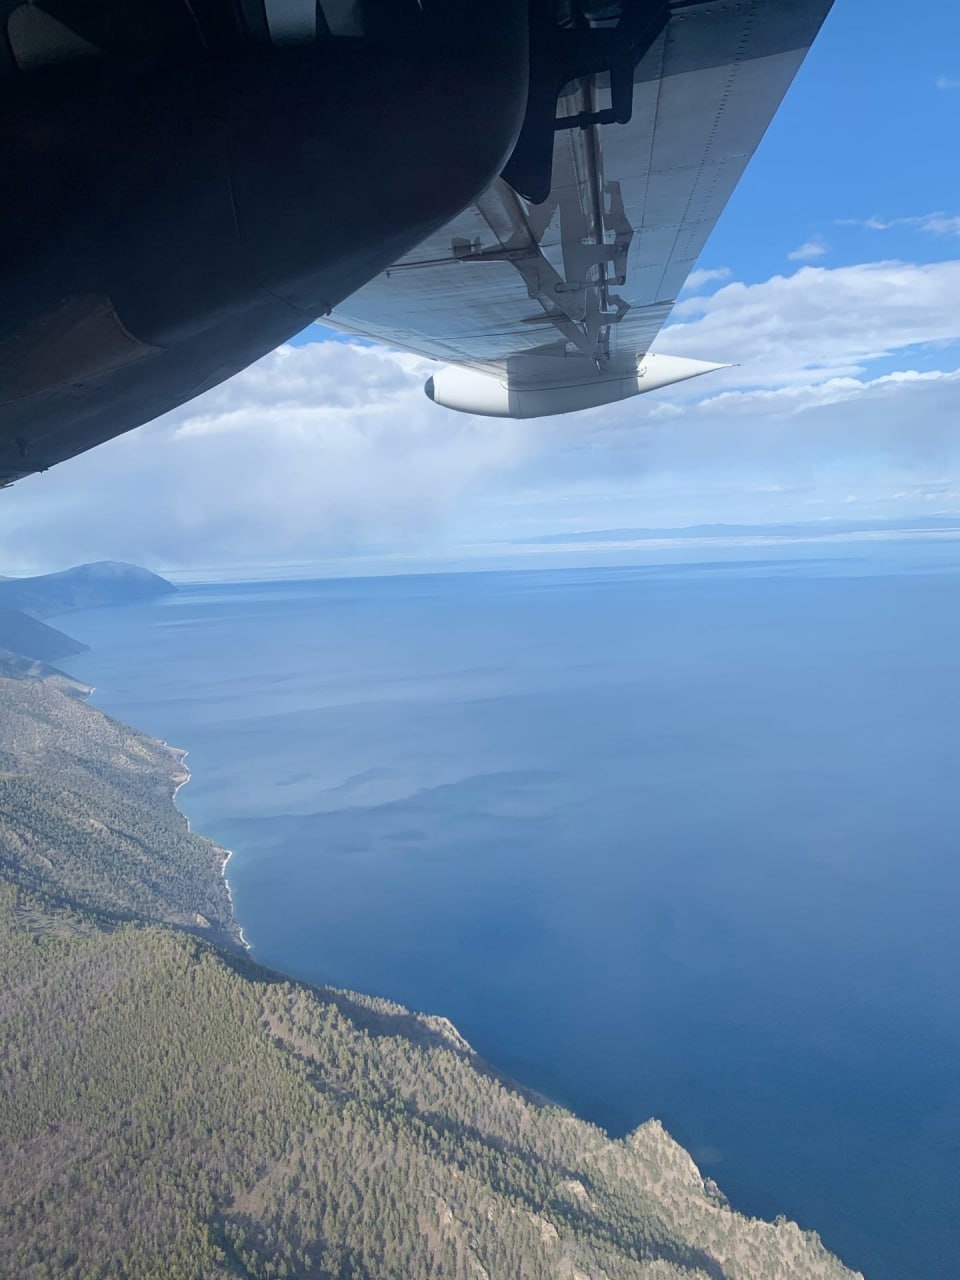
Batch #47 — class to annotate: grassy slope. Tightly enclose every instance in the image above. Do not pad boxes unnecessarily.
[0,676,862,1280]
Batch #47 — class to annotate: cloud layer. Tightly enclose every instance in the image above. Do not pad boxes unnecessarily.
[787,240,828,262]
[3,256,960,573]
[840,213,960,239]
[667,259,960,384]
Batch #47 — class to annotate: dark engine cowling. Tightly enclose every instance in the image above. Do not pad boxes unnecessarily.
[0,0,530,483]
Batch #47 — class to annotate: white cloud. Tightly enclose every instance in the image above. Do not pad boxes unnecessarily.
[936,74,960,90]
[0,343,534,570]
[919,214,960,237]
[846,212,960,239]
[589,365,960,463]
[4,257,960,572]
[664,259,960,386]
[682,266,732,292]
[787,240,828,262]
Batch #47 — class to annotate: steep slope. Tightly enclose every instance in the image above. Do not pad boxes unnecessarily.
[0,651,91,694]
[0,673,863,1280]
[0,606,87,662]
[0,676,237,947]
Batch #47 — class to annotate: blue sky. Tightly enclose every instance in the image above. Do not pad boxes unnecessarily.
[704,0,960,286]
[2,2,959,576]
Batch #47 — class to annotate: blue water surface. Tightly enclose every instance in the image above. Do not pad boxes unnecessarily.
[64,552,960,1280]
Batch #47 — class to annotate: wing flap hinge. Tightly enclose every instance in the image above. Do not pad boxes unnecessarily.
[501,0,671,203]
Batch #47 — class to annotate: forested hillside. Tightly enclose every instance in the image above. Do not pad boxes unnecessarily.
[0,675,237,946]
[0,670,863,1280]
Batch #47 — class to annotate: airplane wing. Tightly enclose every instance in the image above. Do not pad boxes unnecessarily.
[325,0,833,418]
[0,0,833,485]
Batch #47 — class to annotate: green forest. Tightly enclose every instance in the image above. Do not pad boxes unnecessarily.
[0,670,862,1280]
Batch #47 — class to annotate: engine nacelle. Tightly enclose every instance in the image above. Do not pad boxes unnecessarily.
[424,354,729,419]
[0,1,530,484]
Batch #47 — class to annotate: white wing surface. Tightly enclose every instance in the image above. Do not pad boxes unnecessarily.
[325,0,833,417]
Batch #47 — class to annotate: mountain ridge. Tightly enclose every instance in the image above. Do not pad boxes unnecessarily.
[0,607,88,663]
[0,560,175,620]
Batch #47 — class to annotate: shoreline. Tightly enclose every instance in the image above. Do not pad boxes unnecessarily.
[65,664,861,1275]
[78,685,245,948]
[218,846,250,951]
[168,744,250,952]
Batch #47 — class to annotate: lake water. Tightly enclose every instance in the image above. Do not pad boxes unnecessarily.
[65,552,960,1280]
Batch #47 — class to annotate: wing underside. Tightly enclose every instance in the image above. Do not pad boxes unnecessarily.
[325,0,833,416]
[0,0,833,484]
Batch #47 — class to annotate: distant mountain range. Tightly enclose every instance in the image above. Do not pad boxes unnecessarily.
[0,561,174,674]
[517,515,960,545]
